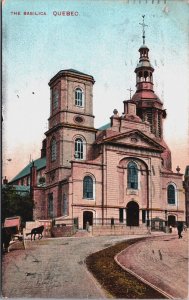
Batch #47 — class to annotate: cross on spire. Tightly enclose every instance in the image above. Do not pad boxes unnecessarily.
[127,87,133,100]
[139,15,148,45]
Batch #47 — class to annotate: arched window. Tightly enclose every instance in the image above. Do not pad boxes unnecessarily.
[127,161,138,189]
[167,184,176,204]
[75,88,83,107]
[75,138,84,159]
[51,138,57,161]
[83,176,93,199]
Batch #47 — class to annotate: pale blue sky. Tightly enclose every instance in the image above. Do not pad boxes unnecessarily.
[2,0,189,179]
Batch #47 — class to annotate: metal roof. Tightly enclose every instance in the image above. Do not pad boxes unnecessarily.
[10,157,46,183]
[98,123,111,130]
[62,69,93,76]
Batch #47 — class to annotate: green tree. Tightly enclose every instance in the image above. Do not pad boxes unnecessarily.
[2,185,34,224]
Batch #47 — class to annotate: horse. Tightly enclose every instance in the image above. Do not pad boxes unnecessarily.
[1,227,12,253]
[26,225,44,241]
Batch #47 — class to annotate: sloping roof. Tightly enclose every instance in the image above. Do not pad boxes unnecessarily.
[49,69,95,85]
[4,216,21,228]
[62,69,92,76]
[14,185,30,192]
[10,157,46,183]
[98,123,110,130]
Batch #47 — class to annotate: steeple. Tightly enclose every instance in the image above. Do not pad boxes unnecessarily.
[130,15,166,139]
[139,15,148,45]
[135,15,154,93]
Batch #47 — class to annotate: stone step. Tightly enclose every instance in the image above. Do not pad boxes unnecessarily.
[74,230,91,237]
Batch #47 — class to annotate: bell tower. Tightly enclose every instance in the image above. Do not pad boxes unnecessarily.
[131,16,166,139]
[45,69,96,184]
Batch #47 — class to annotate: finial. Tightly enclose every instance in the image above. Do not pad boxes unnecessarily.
[139,15,148,45]
[127,87,133,100]
[113,109,118,115]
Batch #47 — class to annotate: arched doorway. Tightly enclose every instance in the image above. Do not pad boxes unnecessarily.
[168,215,176,227]
[126,201,139,226]
[83,211,93,229]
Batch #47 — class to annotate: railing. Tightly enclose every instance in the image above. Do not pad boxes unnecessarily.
[93,218,126,226]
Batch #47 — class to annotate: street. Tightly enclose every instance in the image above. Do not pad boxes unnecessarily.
[2,232,188,299]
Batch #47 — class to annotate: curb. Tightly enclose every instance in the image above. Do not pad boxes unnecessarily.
[114,241,174,299]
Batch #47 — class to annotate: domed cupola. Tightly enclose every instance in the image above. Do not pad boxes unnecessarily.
[135,44,154,92]
[130,15,166,139]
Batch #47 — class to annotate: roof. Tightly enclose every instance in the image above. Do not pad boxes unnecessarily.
[10,157,46,183]
[4,216,21,228]
[139,44,149,50]
[13,185,30,192]
[62,69,92,76]
[98,123,110,130]
[49,69,95,85]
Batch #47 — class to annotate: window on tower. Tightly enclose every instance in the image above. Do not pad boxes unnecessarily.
[127,161,138,189]
[75,88,83,107]
[51,138,57,161]
[52,89,59,110]
[74,138,84,159]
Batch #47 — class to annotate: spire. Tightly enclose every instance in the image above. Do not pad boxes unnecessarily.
[139,15,148,45]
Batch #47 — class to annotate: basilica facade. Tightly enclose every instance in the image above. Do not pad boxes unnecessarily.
[10,41,185,230]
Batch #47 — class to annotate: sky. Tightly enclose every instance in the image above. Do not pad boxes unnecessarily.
[2,0,189,181]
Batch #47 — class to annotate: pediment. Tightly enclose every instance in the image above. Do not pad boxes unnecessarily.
[103,130,165,152]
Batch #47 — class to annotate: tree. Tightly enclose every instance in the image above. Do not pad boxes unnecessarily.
[2,185,34,224]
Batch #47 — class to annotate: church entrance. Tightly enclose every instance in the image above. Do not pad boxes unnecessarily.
[126,201,139,226]
[168,215,176,227]
[83,211,93,229]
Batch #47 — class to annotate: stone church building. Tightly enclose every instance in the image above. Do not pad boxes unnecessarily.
[10,38,185,231]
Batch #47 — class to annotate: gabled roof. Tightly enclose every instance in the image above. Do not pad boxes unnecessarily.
[10,157,46,183]
[96,129,165,152]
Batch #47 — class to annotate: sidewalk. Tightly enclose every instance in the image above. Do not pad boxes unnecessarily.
[116,231,188,299]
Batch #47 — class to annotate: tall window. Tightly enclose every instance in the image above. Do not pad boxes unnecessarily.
[127,161,138,189]
[48,193,53,218]
[62,193,68,216]
[119,208,124,223]
[75,138,83,159]
[83,176,93,199]
[167,184,176,204]
[51,138,57,161]
[75,88,83,106]
[52,89,59,110]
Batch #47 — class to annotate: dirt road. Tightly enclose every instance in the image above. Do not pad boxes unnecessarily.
[2,235,128,298]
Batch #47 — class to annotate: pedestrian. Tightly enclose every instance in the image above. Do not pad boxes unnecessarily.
[86,221,90,232]
[169,225,172,233]
[177,222,183,239]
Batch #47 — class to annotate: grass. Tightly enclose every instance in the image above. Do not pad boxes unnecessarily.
[86,238,167,299]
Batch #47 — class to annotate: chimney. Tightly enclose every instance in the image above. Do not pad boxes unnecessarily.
[3,176,8,185]
[30,161,37,190]
[41,138,46,158]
